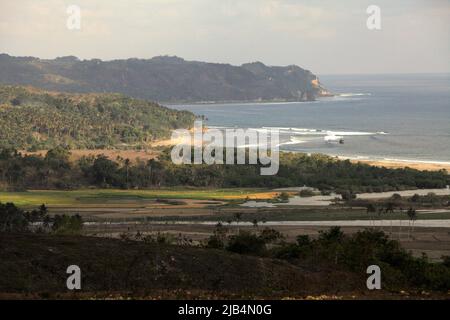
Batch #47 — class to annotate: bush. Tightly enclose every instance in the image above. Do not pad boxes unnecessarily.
[226,232,266,255]
[299,189,315,197]
[0,202,50,233]
[259,228,283,244]
[52,214,83,235]
[340,191,357,201]
[296,235,311,247]
[0,202,29,232]
[206,234,225,249]
[272,243,302,260]
[278,192,290,201]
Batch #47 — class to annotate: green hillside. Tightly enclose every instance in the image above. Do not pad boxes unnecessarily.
[0,54,330,103]
[0,85,195,150]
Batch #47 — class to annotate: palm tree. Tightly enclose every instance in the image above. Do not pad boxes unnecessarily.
[406,207,417,240]
[233,212,242,233]
[377,207,384,230]
[124,158,131,188]
[385,202,395,235]
[366,204,377,227]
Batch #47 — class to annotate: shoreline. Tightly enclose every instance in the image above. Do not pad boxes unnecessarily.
[344,158,450,172]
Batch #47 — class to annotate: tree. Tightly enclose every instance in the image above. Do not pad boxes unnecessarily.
[259,228,283,244]
[366,204,377,226]
[406,208,417,240]
[318,226,345,264]
[226,231,266,255]
[385,202,395,234]
[124,158,131,187]
[45,146,71,170]
[233,212,242,233]
[0,202,50,233]
[52,214,83,235]
[411,194,421,203]
[0,202,29,232]
[279,192,290,201]
[91,155,119,186]
[390,193,402,202]
[299,189,314,197]
[340,191,356,202]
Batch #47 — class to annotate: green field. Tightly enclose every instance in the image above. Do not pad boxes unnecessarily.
[0,188,272,207]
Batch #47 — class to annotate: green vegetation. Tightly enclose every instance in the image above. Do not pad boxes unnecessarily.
[0,86,195,150]
[206,226,450,291]
[0,54,324,103]
[0,202,82,234]
[299,189,315,197]
[0,189,268,207]
[1,147,448,192]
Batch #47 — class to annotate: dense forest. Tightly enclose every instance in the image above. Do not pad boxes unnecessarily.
[0,147,448,192]
[0,86,195,150]
[0,54,329,102]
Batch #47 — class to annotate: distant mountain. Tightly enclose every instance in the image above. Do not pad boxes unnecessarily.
[0,54,331,103]
[0,85,195,150]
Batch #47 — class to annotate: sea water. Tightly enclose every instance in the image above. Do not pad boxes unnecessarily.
[170,74,450,163]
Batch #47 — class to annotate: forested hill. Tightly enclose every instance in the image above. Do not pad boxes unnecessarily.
[0,86,195,150]
[0,54,329,103]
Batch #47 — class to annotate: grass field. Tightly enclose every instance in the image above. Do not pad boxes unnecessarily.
[0,188,277,207]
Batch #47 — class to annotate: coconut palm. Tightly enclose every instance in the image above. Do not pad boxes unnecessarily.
[366,204,377,227]
[233,212,242,233]
[406,207,417,240]
[385,202,395,235]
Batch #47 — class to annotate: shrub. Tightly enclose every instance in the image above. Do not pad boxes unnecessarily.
[340,191,357,201]
[0,202,29,232]
[299,189,315,197]
[52,214,83,235]
[226,231,266,255]
[278,192,290,201]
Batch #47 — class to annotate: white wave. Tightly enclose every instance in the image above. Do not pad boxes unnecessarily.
[207,126,387,138]
[326,131,376,136]
[277,137,307,147]
[338,93,372,97]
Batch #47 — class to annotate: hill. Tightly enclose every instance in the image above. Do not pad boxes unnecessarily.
[0,86,195,150]
[0,233,371,299]
[0,54,330,103]
[1,233,448,299]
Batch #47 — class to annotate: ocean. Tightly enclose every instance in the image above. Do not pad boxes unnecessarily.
[170,74,450,164]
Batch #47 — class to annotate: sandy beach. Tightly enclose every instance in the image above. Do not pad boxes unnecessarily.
[350,159,450,172]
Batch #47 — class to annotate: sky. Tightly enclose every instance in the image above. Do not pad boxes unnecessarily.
[0,0,449,74]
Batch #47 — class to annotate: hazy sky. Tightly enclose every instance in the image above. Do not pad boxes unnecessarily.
[0,0,449,74]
